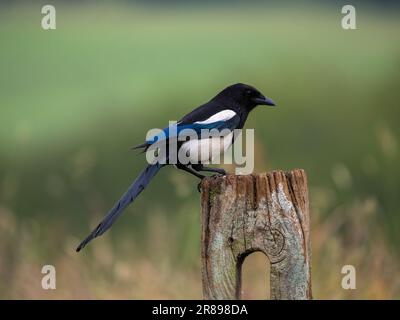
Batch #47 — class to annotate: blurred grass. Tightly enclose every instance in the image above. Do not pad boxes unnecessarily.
[0,2,399,298]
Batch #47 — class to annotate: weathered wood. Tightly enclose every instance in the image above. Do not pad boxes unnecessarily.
[200,169,312,300]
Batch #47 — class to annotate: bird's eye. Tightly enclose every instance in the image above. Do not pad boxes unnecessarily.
[246,89,252,95]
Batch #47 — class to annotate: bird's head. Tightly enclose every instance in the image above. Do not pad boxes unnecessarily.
[214,83,275,111]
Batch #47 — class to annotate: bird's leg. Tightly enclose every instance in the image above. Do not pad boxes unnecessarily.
[176,163,206,180]
[192,164,227,176]
[177,164,204,193]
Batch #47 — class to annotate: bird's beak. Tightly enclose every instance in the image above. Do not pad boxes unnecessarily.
[252,95,276,107]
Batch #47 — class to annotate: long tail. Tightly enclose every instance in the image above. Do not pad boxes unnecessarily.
[76,163,163,252]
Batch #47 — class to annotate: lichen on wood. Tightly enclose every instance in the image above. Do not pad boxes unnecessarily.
[200,170,312,300]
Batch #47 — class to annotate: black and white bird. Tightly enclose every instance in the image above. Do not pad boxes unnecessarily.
[76,83,275,252]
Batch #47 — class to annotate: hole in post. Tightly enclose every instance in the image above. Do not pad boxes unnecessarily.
[240,251,270,299]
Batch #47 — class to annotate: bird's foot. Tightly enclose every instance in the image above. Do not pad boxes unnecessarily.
[197,171,227,193]
[213,168,227,176]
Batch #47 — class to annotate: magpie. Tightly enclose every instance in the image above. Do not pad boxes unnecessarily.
[76,83,275,252]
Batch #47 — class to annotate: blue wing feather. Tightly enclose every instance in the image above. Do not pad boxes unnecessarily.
[146,115,240,145]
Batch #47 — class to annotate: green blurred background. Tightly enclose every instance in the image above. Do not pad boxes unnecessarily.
[0,0,399,299]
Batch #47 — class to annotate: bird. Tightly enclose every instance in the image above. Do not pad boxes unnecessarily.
[76,83,275,252]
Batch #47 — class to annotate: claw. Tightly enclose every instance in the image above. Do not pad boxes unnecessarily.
[197,181,202,193]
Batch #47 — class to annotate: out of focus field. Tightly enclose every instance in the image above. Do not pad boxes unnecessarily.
[0,3,399,299]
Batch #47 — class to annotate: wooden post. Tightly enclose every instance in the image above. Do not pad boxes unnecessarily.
[200,169,312,300]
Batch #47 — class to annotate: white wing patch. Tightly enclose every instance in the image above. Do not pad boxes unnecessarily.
[179,109,236,163]
[195,110,237,125]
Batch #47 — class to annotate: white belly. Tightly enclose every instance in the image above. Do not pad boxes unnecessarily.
[180,132,234,164]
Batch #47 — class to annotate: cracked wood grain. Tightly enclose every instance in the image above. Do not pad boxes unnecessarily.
[200,170,312,300]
